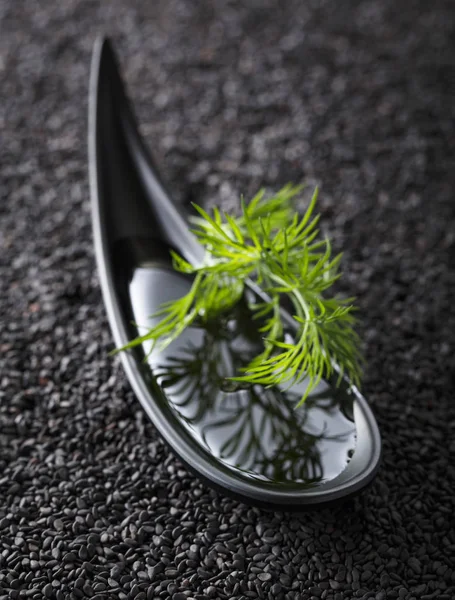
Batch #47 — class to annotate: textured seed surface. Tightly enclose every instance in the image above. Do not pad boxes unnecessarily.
[1,1,455,600]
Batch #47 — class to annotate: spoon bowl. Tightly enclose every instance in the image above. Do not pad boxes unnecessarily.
[88,37,381,509]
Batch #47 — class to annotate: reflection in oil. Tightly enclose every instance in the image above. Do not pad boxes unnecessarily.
[129,263,357,487]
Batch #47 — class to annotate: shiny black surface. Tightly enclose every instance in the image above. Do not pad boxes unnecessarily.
[125,241,357,487]
[89,36,382,508]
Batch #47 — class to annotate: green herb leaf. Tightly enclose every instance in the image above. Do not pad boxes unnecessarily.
[117,184,363,405]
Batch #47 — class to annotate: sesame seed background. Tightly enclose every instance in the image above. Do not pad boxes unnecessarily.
[1,1,454,599]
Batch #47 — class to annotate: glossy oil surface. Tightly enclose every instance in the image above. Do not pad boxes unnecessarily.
[125,240,357,487]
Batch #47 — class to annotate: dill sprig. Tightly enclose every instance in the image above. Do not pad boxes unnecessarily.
[120,184,363,405]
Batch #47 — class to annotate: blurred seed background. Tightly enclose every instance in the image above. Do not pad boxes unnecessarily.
[0,2,454,600]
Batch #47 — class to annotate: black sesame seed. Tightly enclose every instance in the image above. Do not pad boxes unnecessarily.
[1,4,454,600]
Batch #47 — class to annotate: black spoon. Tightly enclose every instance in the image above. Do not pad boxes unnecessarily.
[88,36,381,509]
